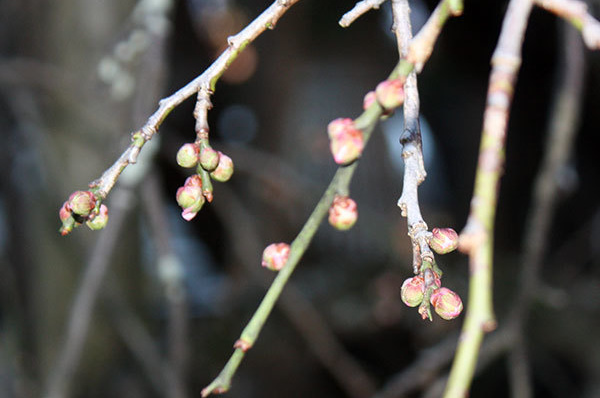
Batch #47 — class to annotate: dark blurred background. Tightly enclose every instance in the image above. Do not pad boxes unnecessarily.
[1,0,599,397]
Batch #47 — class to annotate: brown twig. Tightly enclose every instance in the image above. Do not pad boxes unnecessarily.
[447,0,535,396]
[339,0,388,27]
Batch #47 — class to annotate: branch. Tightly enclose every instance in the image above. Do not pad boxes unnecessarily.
[339,0,388,27]
[61,0,301,219]
[535,0,600,49]
[446,0,535,396]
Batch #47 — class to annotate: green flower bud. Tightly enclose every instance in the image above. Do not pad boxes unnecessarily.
[176,143,199,168]
[327,118,364,166]
[328,195,358,230]
[430,228,459,254]
[210,152,234,182]
[200,145,220,172]
[86,204,109,230]
[68,191,96,217]
[430,287,463,320]
[375,78,405,110]
[401,276,425,307]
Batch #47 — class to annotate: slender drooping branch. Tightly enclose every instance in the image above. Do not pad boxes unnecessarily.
[445,0,534,396]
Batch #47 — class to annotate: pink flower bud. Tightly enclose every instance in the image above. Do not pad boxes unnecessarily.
[59,202,76,236]
[328,196,358,231]
[176,175,205,221]
[261,242,290,271]
[86,204,109,230]
[363,91,377,110]
[401,276,425,307]
[375,78,405,110]
[176,143,199,168]
[68,191,97,217]
[430,227,459,254]
[327,118,364,165]
[210,152,234,182]
[430,287,463,320]
[200,145,220,172]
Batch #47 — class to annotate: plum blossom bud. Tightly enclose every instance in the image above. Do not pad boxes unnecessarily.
[176,175,205,221]
[68,191,96,217]
[86,204,109,230]
[363,90,377,110]
[261,242,290,271]
[328,195,358,231]
[200,145,220,172]
[210,152,234,182]
[430,287,463,320]
[375,78,405,110]
[401,276,425,307]
[327,118,364,165]
[430,227,459,254]
[176,143,199,168]
[59,202,76,236]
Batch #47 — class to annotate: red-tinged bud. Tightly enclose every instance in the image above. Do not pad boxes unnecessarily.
[199,145,220,172]
[210,152,234,182]
[176,143,199,168]
[401,276,425,307]
[430,227,459,254]
[59,202,71,222]
[261,242,290,271]
[363,91,377,110]
[86,204,109,230]
[430,287,463,320]
[375,78,405,110]
[68,191,97,217]
[176,175,205,221]
[327,118,364,165]
[328,195,358,231]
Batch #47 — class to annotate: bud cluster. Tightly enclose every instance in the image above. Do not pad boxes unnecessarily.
[327,118,364,166]
[400,227,463,321]
[174,141,234,221]
[59,190,108,235]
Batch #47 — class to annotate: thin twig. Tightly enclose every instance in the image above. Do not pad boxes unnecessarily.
[447,0,535,396]
[339,0,388,27]
[535,0,600,49]
[214,184,376,398]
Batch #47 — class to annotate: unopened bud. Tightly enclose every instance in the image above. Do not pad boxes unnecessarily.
[176,175,205,221]
[430,228,459,254]
[210,152,234,182]
[430,287,463,320]
[86,204,109,230]
[176,143,199,168]
[68,191,96,217]
[261,242,290,271]
[327,118,364,165]
[59,202,76,236]
[328,196,358,230]
[375,78,405,110]
[200,145,220,172]
[401,276,425,307]
[363,91,377,110]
